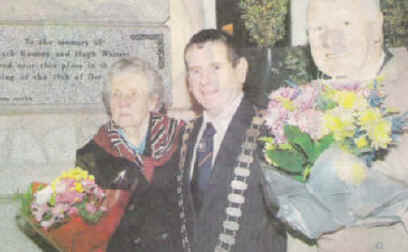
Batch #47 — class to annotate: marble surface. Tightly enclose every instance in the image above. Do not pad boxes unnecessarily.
[0,0,169,24]
[0,25,171,105]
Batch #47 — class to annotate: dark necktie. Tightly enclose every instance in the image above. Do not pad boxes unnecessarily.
[191,122,216,211]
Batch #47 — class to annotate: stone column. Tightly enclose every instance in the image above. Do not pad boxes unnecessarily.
[290,0,309,46]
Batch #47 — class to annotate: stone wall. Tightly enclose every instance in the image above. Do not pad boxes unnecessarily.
[0,1,208,250]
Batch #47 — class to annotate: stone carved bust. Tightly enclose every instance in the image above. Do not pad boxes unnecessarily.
[307,0,385,81]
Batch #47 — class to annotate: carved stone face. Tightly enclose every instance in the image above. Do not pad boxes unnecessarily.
[307,0,384,80]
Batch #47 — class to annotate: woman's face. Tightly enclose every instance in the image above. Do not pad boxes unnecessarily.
[110,72,157,130]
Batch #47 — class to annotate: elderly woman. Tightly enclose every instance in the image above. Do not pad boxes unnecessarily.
[75,57,184,251]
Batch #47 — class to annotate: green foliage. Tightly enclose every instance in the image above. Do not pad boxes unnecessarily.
[263,125,334,182]
[268,46,317,88]
[266,149,305,173]
[76,200,105,224]
[20,187,34,217]
[240,0,289,48]
[381,0,408,47]
[316,95,338,111]
[19,184,46,218]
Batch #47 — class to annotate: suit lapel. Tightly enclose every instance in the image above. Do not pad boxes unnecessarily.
[184,97,256,215]
[182,117,203,224]
[197,97,255,214]
[184,117,203,186]
[212,97,255,176]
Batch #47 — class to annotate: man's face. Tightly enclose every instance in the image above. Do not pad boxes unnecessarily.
[110,72,156,130]
[185,41,247,116]
[307,0,380,79]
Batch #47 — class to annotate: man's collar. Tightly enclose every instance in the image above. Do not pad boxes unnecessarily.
[202,92,244,134]
[203,92,243,122]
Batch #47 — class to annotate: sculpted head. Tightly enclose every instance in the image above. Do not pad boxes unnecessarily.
[307,0,385,80]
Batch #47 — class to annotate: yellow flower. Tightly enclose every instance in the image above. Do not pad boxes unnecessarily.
[353,95,370,112]
[62,167,89,181]
[335,91,357,109]
[359,108,382,128]
[355,135,368,148]
[61,171,68,179]
[367,119,392,149]
[324,111,354,141]
[50,178,61,192]
[74,182,84,193]
[277,97,295,111]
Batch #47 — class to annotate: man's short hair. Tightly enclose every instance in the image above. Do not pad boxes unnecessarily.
[184,29,241,67]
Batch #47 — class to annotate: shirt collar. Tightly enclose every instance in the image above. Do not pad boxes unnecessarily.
[202,92,244,134]
[117,128,147,155]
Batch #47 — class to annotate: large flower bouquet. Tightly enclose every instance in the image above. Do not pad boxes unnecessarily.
[20,167,130,251]
[261,80,408,239]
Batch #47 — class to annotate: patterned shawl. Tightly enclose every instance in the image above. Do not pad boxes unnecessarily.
[93,112,184,182]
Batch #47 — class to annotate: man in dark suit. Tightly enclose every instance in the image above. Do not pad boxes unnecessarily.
[175,29,287,252]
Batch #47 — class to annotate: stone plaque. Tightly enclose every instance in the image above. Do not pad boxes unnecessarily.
[0,24,170,105]
[0,0,169,24]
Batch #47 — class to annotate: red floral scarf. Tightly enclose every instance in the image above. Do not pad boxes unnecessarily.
[93,112,184,182]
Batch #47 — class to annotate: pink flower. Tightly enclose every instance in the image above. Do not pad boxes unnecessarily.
[269,87,297,100]
[92,187,106,200]
[293,109,327,140]
[51,203,69,219]
[30,168,107,230]
[68,207,79,216]
[56,190,84,204]
[295,85,319,110]
[270,120,287,144]
[85,203,97,214]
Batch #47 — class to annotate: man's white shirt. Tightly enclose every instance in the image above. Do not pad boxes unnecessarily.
[189,92,244,181]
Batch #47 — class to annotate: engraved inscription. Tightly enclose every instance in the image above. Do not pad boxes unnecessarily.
[0,25,169,105]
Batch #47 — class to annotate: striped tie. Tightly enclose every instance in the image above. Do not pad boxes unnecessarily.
[192,122,216,211]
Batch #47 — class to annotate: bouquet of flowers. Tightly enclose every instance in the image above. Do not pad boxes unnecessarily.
[261,80,408,239]
[20,167,130,251]
[262,80,406,182]
[30,167,106,229]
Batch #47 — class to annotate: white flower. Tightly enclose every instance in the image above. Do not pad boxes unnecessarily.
[34,185,53,205]
[54,181,67,194]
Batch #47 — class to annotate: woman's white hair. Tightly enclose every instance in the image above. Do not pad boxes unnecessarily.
[102,57,168,115]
